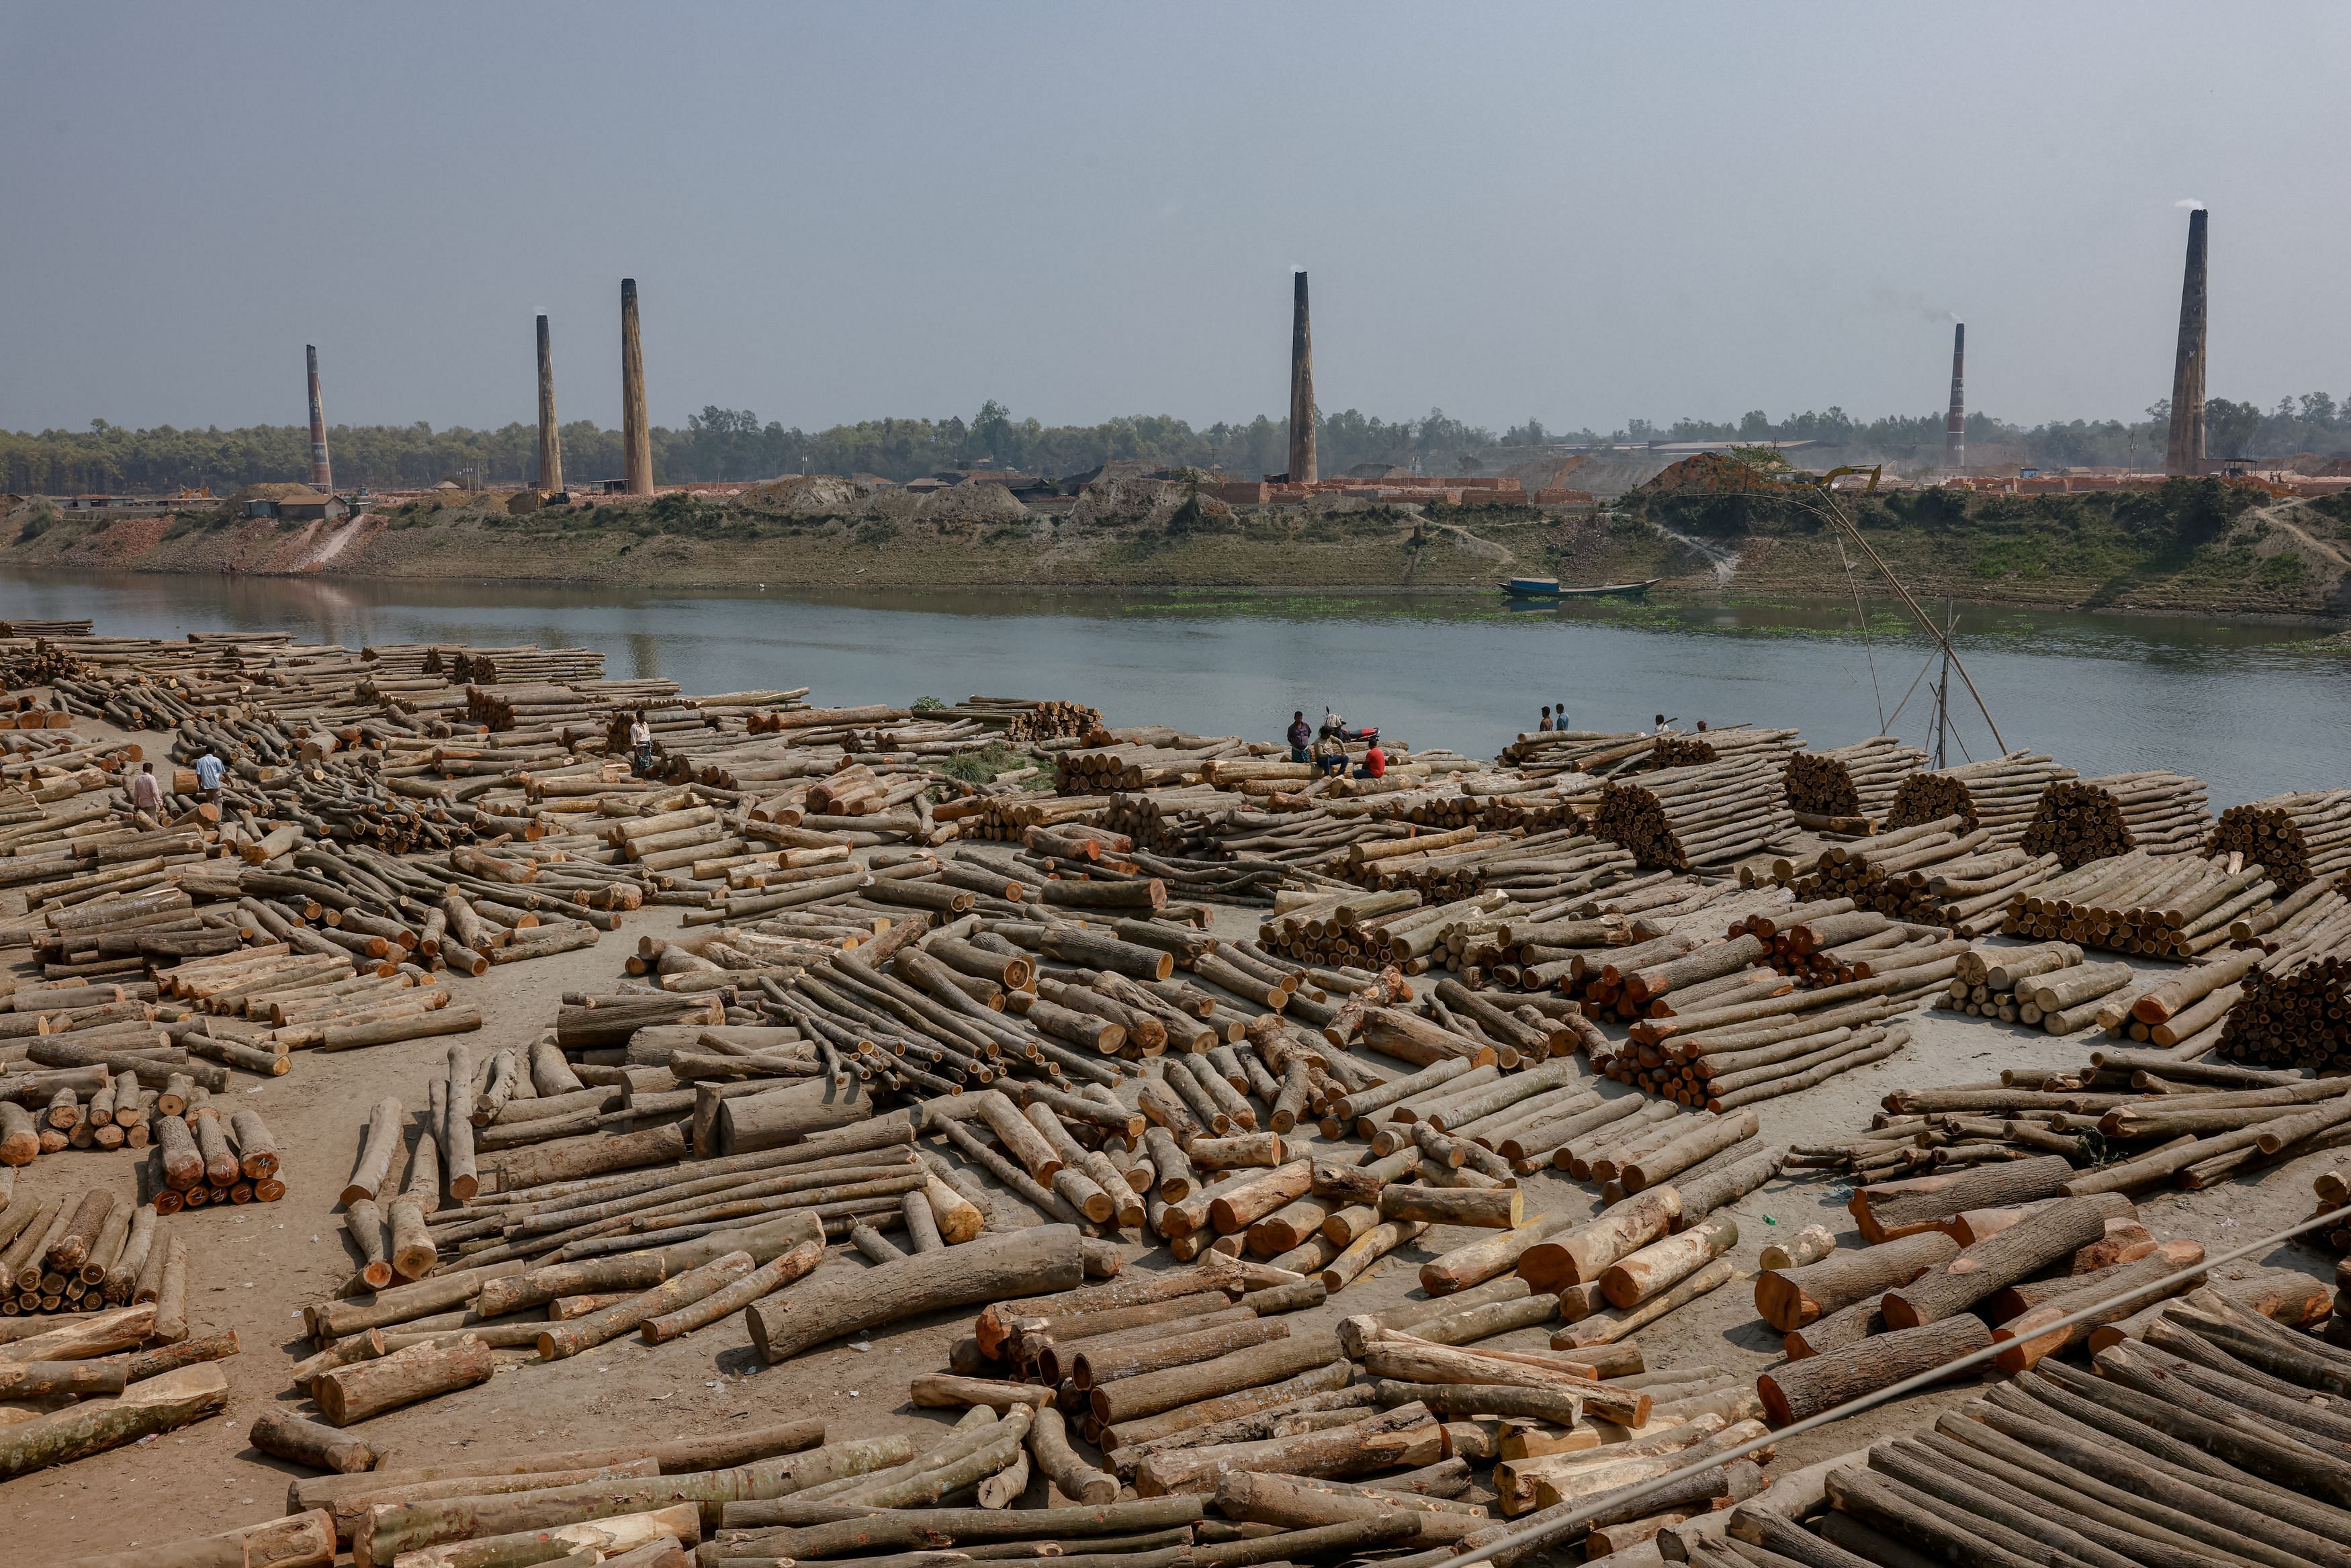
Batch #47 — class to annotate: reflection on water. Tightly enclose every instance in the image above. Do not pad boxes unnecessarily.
[0,569,2341,806]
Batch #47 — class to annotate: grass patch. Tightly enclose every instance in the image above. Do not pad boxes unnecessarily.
[930,742,1046,788]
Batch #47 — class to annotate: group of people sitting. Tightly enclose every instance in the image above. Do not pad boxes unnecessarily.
[1286,710,1385,780]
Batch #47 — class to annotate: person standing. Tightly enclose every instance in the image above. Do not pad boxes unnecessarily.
[1286,710,1312,764]
[192,747,227,807]
[1555,700,1568,732]
[1537,705,1554,733]
[629,710,656,776]
[128,760,164,823]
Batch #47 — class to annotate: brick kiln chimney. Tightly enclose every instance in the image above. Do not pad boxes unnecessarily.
[2166,209,2207,475]
[536,314,564,494]
[1944,322,1965,471]
[1288,269,1317,485]
[621,279,653,496]
[305,344,332,490]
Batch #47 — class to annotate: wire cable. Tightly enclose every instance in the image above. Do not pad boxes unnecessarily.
[1836,539,1886,734]
[1437,1199,2351,1568]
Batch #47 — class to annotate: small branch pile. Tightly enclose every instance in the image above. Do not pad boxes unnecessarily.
[2020,769,2213,868]
[1883,751,2076,845]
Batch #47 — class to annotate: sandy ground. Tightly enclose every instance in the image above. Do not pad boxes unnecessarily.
[3,723,2336,1555]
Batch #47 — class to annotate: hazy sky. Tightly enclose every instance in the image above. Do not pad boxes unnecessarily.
[5,3,2346,438]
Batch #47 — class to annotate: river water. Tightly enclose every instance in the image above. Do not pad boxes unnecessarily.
[0,570,2342,809]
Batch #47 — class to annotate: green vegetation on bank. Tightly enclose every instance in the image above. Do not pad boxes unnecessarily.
[12,390,2351,496]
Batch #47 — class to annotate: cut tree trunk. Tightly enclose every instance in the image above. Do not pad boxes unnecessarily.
[1757,1316,1992,1426]
[746,1225,1083,1363]
[1881,1195,2132,1329]
[1756,1230,1958,1332]
[312,1340,492,1426]
[0,1363,227,1477]
[249,1408,379,1473]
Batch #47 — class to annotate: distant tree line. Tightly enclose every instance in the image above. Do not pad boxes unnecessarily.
[7,393,2349,495]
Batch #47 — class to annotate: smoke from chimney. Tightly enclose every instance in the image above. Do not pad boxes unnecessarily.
[1288,270,1316,485]
[2166,210,2208,475]
[1945,322,1965,471]
[305,344,332,490]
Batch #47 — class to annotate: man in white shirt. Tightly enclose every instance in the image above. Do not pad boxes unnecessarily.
[629,712,655,776]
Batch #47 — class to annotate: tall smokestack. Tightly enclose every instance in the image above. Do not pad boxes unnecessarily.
[1288,269,1316,485]
[535,315,564,494]
[621,279,653,495]
[1944,322,1965,471]
[305,344,332,490]
[2165,209,2207,475]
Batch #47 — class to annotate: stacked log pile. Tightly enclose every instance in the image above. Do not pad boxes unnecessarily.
[434,645,607,685]
[1057,733,1253,795]
[0,1185,180,1310]
[1748,813,2061,937]
[1709,1274,2348,1568]
[1593,755,1796,872]
[2001,847,2274,958]
[0,1297,238,1480]
[2217,910,2351,1070]
[1494,729,1656,778]
[1781,736,1926,831]
[2021,769,2214,868]
[950,696,1104,743]
[1649,725,1801,774]
[1791,1052,2351,1195]
[2207,786,2351,892]
[1883,751,2077,845]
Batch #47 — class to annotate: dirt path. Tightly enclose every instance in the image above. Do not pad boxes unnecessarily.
[2247,497,2351,575]
[1,762,2334,1549]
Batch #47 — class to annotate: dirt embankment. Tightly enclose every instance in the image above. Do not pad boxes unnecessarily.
[1,485,2346,616]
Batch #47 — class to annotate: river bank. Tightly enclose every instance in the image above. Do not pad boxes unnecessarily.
[0,567,2344,810]
[5,481,2349,616]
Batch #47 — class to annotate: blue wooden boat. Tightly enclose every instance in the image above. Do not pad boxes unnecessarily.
[1503,576,1658,600]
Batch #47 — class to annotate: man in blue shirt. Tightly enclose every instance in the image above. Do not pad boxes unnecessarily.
[193,748,228,805]
[1286,711,1311,764]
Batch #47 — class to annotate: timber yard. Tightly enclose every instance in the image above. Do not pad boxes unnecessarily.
[9,12,2351,1568]
[0,599,2345,1568]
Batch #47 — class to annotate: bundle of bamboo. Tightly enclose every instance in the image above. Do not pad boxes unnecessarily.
[2021,770,2214,868]
[2206,786,2351,892]
[1883,751,2078,846]
[1495,729,1655,776]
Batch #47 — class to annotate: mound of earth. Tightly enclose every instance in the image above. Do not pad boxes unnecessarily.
[916,483,1031,524]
